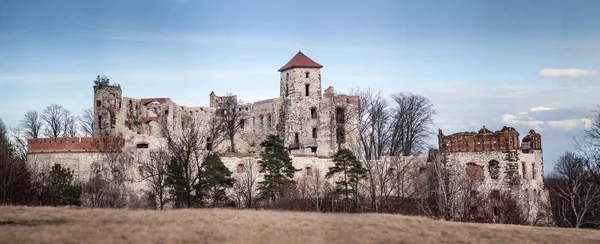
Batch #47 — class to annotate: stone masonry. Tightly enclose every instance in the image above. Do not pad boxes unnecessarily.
[438,126,549,223]
[26,52,548,220]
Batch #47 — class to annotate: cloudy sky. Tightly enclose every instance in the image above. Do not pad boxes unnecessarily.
[2,0,600,175]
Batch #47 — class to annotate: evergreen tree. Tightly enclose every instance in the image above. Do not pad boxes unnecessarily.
[36,164,80,206]
[93,75,110,86]
[257,135,299,205]
[326,148,366,212]
[199,153,236,207]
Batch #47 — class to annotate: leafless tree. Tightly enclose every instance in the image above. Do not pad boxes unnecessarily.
[306,167,329,211]
[8,110,44,160]
[41,104,70,138]
[216,93,246,153]
[388,92,435,156]
[20,110,44,139]
[361,156,422,213]
[548,151,600,228]
[418,149,464,220]
[161,114,204,207]
[138,149,169,209]
[78,107,94,137]
[233,158,260,208]
[205,116,226,153]
[63,112,78,137]
[9,128,28,160]
[576,106,600,185]
[352,88,390,161]
[80,132,133,208]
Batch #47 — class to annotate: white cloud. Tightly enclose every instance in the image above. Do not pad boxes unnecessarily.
[539,68,597,78]
[501,106,588,131]
[529,106,556,112]
[501,114,584,131]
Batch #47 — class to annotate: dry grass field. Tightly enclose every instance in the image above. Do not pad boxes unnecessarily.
[1,206,599,244]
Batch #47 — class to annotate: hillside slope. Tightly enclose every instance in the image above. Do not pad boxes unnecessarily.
[0,206,598,244]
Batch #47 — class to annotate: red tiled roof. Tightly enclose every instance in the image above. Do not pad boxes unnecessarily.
[278,51,323,72]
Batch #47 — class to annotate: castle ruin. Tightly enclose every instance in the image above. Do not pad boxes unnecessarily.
[26,51,549,222]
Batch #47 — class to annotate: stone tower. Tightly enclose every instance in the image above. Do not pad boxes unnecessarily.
[93,85,123,137]
[278,51,323,152]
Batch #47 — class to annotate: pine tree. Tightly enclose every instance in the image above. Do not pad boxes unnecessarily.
[326,148,366,212]
[199,153,235,207]
[257,135,299,205]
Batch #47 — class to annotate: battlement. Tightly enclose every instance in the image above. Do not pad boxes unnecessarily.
[28,137,125,154]
[438,126,526,153]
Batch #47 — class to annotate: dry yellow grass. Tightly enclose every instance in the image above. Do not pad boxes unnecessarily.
[0,206,599,244]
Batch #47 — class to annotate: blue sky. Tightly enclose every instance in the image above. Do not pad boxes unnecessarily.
[2,0,600,175]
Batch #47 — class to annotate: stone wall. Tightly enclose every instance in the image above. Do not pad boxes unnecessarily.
[439,126,548,224]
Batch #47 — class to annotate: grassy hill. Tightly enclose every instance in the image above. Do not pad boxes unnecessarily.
[1,206,599,243]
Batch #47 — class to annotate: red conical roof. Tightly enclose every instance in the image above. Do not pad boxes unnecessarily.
[278,51,323,72]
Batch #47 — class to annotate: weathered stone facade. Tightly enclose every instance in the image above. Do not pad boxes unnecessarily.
[438,126,549,224]
[25,52,548,220]
[89,51,359,157]
[27,51,361,205]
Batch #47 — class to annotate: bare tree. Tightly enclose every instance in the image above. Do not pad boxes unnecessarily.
[63,112,78,137]
[418,149,464,220]
[41,104,70,138]
[9,128,28,160]
[138,149,169,209]
[20,110,44,139]
[8,110,44,160]
[306,167,329,212]
[548,151,600,228]
[78,107,94,137]
[217,93,246,153]
[233,158,261,208]
[576,106,600,185]
[352,88,390,161]
[388,92,435,156]
[162,114,204,208]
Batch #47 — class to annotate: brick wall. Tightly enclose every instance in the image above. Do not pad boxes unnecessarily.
[439,126,521,153]
[28,137,125,154]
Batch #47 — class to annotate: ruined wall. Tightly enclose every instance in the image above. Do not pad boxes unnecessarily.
[241,98,281,149]
[93,85,123,137]
[315,87,361,157]
[439,126,547,224]
[439,126,520,152]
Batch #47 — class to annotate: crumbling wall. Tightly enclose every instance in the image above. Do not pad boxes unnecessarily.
[94,85,123,137]
[440,126,547,224]
[439,126,520,153]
